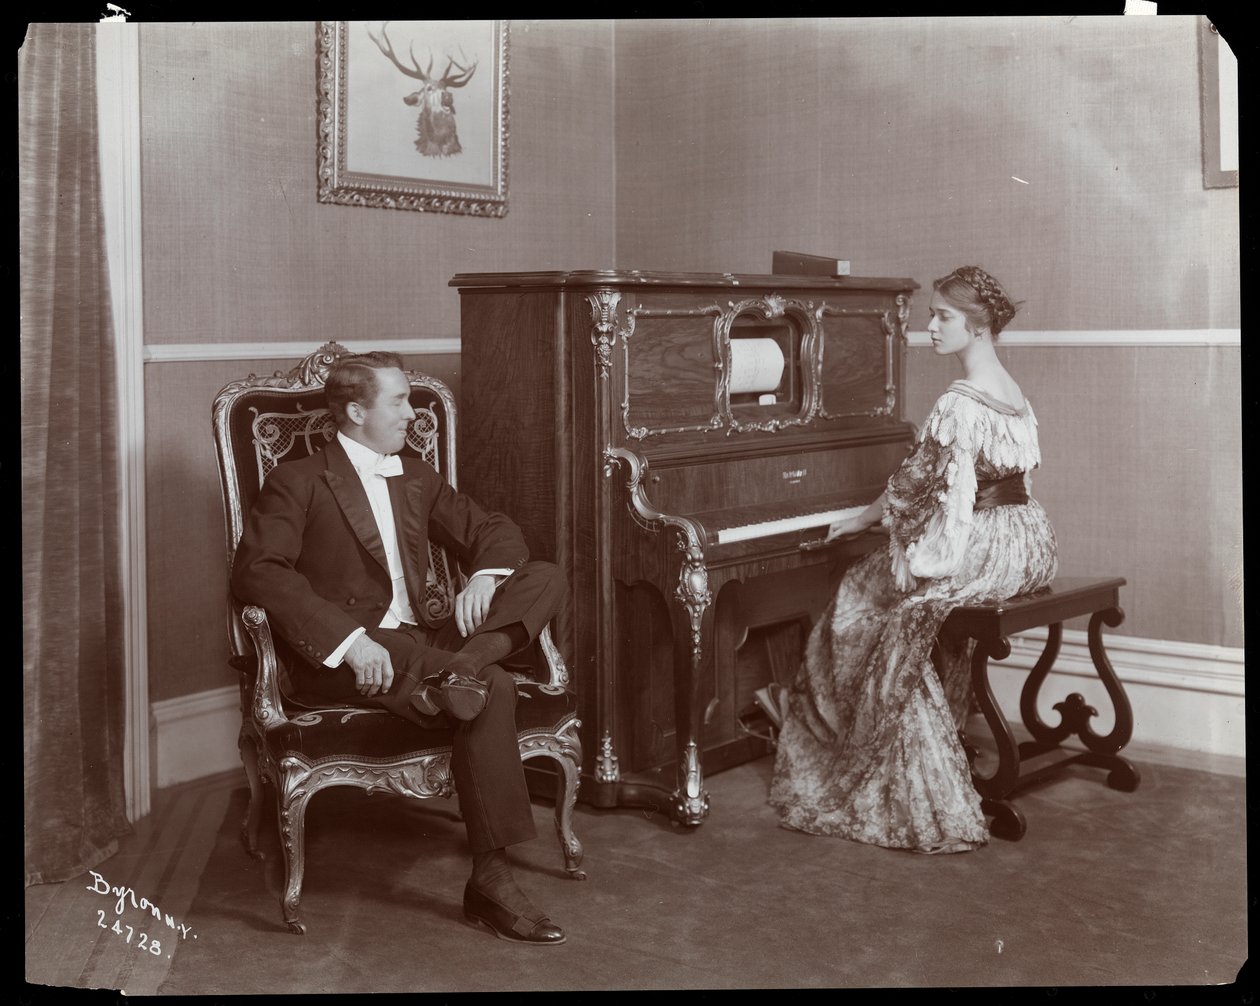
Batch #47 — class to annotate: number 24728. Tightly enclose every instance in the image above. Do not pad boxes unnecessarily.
[96,911,164,955]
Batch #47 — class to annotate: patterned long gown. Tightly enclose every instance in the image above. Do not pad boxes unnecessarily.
[769,380,1058,853]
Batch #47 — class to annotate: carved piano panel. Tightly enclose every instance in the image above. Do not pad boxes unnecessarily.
[452,270,917,824]
[818,307,897,418]
[622,310,718,433]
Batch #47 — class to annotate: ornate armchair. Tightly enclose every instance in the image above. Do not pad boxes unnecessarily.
[212,342,585,934]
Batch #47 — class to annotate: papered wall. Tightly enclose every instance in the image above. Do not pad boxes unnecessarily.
[902,346,1243,647]
[614,16,1242,647]
[142,17,1240,706]
[140,20,617,349]
[612,16,1239,328]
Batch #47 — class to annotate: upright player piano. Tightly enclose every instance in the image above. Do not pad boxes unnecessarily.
[451,270,918,824]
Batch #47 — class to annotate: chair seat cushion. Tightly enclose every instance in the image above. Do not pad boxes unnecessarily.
[258,680,576,761]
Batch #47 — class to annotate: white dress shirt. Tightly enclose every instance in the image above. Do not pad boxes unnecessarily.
[324,431,511,667]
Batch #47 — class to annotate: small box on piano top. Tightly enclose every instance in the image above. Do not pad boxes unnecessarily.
[772,250,851,277]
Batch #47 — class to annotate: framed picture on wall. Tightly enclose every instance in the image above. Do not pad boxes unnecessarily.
[316,20,510,216]
[1198,19,1237,189]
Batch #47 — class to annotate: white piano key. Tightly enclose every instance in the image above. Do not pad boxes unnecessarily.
[715,503,870,545]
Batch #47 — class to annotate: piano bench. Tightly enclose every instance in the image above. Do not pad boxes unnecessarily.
[933,576,1141,842]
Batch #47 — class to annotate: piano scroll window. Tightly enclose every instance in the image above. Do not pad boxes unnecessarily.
[729,319,800,411]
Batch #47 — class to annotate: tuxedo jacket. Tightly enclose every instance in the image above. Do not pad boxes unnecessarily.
[231,436,528,668]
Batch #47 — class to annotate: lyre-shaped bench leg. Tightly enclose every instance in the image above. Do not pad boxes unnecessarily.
[968,634,1028,841]
[1016,612,1141,793]
[1080,608,1141,791]
[1017,622,1069,751]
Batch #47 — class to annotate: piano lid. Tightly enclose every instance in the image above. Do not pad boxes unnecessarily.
[449,269,918,293]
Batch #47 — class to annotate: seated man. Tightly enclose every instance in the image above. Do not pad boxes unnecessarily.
[231,350,567,946]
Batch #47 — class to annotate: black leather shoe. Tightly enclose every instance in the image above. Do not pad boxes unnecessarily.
[463,883,566,946]
[409,670,489,721]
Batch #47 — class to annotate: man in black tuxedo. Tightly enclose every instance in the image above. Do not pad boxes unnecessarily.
[231,351,567,946]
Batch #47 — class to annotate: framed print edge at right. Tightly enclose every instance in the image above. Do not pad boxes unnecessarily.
[1198,18,1238,190]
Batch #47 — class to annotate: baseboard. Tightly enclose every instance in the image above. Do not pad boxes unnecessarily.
[988,627,1245,762]
[150,632,1245,788]
[1115,739,1245,778]
[149,685,241,788]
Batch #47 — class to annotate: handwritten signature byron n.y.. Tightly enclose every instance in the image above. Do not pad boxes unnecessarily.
[85,870,196,941]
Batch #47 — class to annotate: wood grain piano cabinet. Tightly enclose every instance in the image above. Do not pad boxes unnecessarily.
[451,270,919,825]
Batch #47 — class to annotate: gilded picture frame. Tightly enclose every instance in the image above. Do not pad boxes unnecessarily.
[316,20,510,216]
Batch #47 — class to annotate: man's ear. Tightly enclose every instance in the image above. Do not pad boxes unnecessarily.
[346,402,365,426]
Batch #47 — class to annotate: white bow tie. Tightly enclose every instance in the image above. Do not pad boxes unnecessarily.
[361,454,403,478]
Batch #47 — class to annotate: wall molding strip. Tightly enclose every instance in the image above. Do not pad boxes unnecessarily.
[143,338,462,364]
[905,329,1241,348]
[144,333,1243,363]
[98,21,150,822]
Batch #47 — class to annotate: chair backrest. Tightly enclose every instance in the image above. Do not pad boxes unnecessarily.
[212,342,459,658]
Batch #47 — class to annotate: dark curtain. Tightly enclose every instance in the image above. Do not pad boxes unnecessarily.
[21,23,132,885]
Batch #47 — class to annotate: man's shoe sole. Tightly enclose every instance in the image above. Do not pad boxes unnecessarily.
[409,682,487,721]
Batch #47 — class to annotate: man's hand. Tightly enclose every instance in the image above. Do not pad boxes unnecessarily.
[344,635,394,696]
[454,574,498,637]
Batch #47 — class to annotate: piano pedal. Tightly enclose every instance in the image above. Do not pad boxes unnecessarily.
[754,684,787,730]
[737,716,778,749]
[740,684,789,748]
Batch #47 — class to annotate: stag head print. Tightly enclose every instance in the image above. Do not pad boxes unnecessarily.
[367,22,478,158]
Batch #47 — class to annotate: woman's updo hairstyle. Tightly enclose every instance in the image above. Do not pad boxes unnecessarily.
[933,266,1020,337]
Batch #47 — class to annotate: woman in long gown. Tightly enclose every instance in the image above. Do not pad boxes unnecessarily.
[768,266,1058,854]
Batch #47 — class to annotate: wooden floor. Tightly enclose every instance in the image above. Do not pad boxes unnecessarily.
[24,772,238,996]
[24,740,1249,995]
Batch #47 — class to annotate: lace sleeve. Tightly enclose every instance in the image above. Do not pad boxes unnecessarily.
[883,393,979,591]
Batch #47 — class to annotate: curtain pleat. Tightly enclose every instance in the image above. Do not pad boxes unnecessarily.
[22,22,131,886]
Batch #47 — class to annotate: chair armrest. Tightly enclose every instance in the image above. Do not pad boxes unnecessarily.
[238,604,293,732]
[537,623,571,690]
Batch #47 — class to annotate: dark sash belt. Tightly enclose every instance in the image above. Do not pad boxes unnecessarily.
[974,473,1029,510]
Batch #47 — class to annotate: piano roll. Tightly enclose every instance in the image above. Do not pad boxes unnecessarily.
[729,337,786,395]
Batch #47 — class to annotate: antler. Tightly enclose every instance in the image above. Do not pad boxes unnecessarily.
[366,22,431,81]
[437,51,478,89]
[367,23,478,89]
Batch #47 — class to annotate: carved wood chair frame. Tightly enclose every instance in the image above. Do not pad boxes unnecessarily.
[212,342,585,933]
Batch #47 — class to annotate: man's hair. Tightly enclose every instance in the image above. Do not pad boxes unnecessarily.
[325,351,406,425]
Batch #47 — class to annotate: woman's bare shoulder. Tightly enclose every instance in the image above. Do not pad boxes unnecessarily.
[954,374,1026,411]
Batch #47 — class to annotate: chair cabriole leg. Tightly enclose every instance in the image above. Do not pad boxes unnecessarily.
[277,784,312,935]
[238,726,266,860]
[553,734,587,880]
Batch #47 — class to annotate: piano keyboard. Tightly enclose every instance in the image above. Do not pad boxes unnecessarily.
[715,504,870,545]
